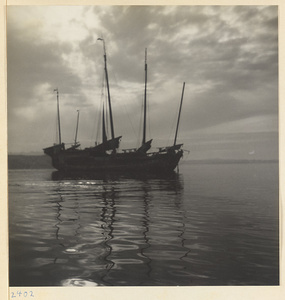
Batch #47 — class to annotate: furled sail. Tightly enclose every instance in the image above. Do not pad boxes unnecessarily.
[137,139,152,153]
[92,136,122,154]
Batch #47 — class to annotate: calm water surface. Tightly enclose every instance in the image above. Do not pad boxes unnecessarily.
[9,162,279,286]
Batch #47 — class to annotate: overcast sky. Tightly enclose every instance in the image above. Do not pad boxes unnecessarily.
[7,5,278,160]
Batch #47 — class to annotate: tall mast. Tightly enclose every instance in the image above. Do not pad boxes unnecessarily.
[98,38,115,141]
[74,110,80,145]
[54,88,61,145]
[102,105,107,143]
[142,48,147,145]
[174,82,185,146]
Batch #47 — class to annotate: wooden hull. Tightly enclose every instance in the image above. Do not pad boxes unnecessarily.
[45,148,183,174]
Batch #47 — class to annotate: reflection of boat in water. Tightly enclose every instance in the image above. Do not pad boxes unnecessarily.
[51,167,184,286]
[51,169,182,182]
[44,39,186,174]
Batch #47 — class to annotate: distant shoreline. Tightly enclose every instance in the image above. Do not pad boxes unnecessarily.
[8,155,54,169]
[7,154,278,170]
[181,159,278,165]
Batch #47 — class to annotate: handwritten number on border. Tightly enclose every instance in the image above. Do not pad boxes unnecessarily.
[11,291,34,299]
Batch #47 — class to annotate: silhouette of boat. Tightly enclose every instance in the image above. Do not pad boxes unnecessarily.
[44,39,186,173]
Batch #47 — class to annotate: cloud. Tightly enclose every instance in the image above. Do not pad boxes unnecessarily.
[7,5,278,159]
[7,14,87,116]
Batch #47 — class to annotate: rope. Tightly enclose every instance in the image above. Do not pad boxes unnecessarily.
[110,67,139,142]
[137,94,144,147]
[90,68,105,146]
[167,94,180,146]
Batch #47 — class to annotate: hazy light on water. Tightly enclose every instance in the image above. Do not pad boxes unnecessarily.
[9,162,279,286]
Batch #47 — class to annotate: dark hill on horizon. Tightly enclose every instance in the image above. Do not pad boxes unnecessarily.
[8,155,54,169]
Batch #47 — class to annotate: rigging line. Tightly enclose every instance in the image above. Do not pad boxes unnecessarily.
[105,65,117,136]
[138,94,144,147]
[98,74,106,143]
[121,96,138,142]
[104,83,110,137]
[91,107,100,146]
[90,67,105,145]
[147,92,151,140]
[139,69,150,145]
[138,68,149,147]
[110,64,139,141]
[55,114,59,144]
[55,88,62,144]
[183,150,191,161]
[167,95,180,146]
[71,109,80,144]
[95,98,103,144]
[136,94,144,148]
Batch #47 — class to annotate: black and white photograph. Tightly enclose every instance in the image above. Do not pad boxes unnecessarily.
[5,2,280,297]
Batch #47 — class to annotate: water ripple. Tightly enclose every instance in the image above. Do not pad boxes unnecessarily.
[9,163,279,286]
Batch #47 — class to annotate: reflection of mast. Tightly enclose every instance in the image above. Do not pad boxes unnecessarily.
[53,187,64,264]
[55,192,63,242]
[100,186,116,284]
[169,175,190,261]
[53,185,81,264]
[178,220,191,261]
[141,182,152,280]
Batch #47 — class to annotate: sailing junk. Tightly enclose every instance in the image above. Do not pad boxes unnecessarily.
[43,41,185,173]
